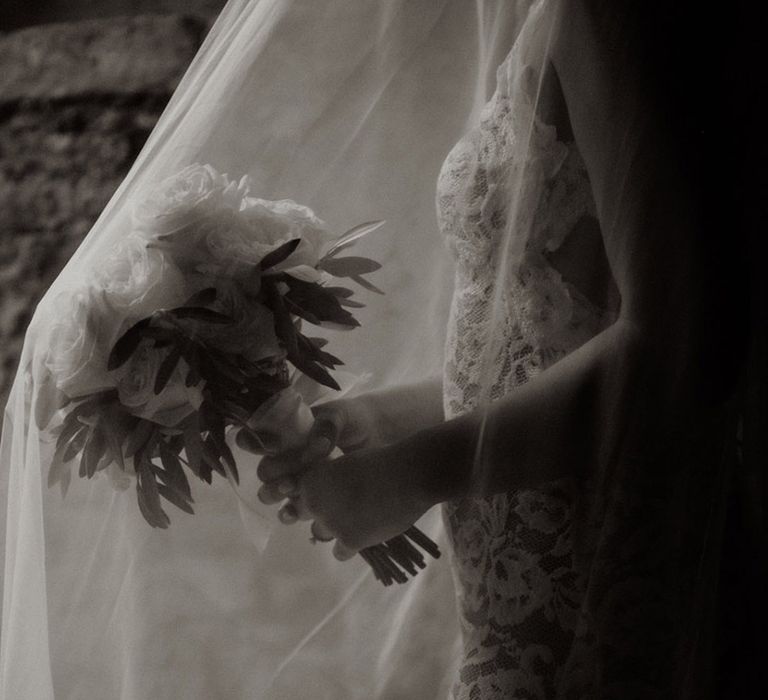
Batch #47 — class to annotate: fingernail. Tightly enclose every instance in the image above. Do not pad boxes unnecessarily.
[279,504,297,524]
[277,479,295,496]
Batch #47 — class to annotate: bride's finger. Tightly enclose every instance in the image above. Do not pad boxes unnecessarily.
[257,455,304,482]
[310,520,335,543]
[301,409,343,463]
[279,495,312,522]
[300,433,334,465]
[277,502,298,525]
[332,540,357,561]
[257,476,299,505]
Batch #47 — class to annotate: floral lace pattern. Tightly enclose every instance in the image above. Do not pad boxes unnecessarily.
[436,4,614,698]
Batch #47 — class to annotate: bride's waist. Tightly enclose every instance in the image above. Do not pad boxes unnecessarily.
[442,318,601,420]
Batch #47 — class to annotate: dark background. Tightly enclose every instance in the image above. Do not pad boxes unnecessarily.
[0,0,226,31]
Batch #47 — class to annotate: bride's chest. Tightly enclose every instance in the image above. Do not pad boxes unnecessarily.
[435,88,595,274]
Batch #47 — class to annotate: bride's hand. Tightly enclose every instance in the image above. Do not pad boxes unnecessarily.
[236,396,386,517]
[237,384,452,559]
[269,442,435,560]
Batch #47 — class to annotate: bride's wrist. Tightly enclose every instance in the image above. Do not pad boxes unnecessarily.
[343,393,389,444]
[352,377,445,446]
[398,418,474,508]
[347,392,417,446]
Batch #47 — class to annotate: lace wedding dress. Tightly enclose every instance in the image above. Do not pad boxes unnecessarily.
[437,3,616,697]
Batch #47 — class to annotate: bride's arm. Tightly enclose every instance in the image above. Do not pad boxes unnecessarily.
[260,1,707,552]
[409,0,705,504]
[332,377,445,447]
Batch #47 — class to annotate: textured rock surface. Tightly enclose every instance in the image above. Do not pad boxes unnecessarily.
[0,15,207,411]
[0,1,225,32]
[0,15,208,100]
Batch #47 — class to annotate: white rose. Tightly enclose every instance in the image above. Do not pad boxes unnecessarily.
[150,208,272,282]
[45,287,117,398]
[116,341,204,427]
[45,234,188,400]
[240,197,336,272]
[96,232,188,330]
[245,387,314,453]
[133,163,250,236]
[195,211,275,278]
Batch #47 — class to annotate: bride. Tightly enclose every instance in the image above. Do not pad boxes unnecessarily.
[0,1,756,698]
[245,1,750,698]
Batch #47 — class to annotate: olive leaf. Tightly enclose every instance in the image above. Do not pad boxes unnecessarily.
[259,238,301,271]
[108,318,151,370]
[103,423,126,471]
[210,430,238,484]
[267,282,299,356]
[284,298,320,325]
[297,334,343,368]
[157,484,195,515]
[135,456,170,529]
[318,256,382,277]
[62,426,89,464]
[34,371,70,431]
[287,347,340,391]
[185,363,201,388]
[142,326,177,350]
[336,295,365,308]
[181,345,202,387]
[81,427,108,479]
[324,286,355,298]
[184,287,217,307]
[124,419,154,459]
[154,348,182,395]
[183,424,209,483]
[218,399,253,425]
[284,278,360,328]
[324,220,385,258]
[349,274,384,295]
[201,351,244,385]
[56,410,88,453]
[159,441,192,499]
[68,390,118,424]
[201,437,226,478]
[169,307,231,324]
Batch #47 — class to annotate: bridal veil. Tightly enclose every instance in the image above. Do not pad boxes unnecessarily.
[1,1,761,698]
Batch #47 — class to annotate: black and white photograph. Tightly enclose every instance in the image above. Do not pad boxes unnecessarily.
[0,1,764,698]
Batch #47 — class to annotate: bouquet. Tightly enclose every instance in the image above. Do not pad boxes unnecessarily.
[37,164,439,586]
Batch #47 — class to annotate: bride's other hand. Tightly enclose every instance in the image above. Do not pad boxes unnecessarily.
[240,378,446,518]
[236,396,385,513]
[289,442,437,559]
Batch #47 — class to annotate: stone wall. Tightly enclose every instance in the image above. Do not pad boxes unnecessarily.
[0,15,208,411]
[0,1,226,32]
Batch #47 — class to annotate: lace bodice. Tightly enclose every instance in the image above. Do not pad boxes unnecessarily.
[436,3,614,698]
[438,46,611,421]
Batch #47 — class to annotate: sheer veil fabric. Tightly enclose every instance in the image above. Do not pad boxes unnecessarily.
[0,1,759,698]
